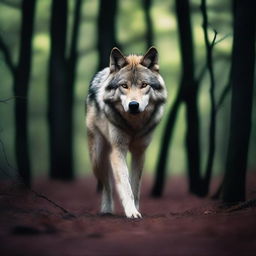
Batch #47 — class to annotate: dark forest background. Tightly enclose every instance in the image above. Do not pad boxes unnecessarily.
[0,0,256,203]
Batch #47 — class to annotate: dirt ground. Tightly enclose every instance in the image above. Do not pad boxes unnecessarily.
[0,173,256,256]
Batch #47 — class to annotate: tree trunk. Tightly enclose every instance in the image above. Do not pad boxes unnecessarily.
[177,0,201,195]
[222,0,256,202]
[151,92,183,197]
[13,0,36,187]
[48,0,73,180]
[151,0,201,196]
[200,0,217,196]
[97,0,118,70]
[65,0,83,179]
[143,0,153,49]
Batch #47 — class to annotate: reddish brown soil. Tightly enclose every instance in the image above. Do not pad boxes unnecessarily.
[0,174,256,256]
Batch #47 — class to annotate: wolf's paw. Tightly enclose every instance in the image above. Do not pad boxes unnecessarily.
[125,207,142,219]
[100,208,114,215]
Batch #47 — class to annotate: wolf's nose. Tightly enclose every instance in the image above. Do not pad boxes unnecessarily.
[129,101,140,114]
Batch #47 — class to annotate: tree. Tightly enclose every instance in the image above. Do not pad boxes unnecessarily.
[152,0,201,196]
[222,0,256,202]
[178,0,201,195]
[48,0,83,180]
[200,0,217,196]
[97,0,118,70]
[0,0,37,187]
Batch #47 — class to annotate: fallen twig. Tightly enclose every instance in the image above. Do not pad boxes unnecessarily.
[0,137,76,218]
[227,199,256,212]
[31,189,76,218]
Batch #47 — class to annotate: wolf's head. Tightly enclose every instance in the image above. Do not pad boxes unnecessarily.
[104,47,167,115]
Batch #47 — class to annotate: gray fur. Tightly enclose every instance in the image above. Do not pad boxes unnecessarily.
[86,47,167,218]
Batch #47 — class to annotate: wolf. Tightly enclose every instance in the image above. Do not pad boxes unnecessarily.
[86,47,167,218]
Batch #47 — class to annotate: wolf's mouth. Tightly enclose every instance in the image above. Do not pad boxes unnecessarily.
[129,109,140,115]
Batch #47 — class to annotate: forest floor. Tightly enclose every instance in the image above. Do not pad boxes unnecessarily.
[0,173,256,256]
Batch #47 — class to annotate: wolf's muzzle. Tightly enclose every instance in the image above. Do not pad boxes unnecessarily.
[129,101,140,114]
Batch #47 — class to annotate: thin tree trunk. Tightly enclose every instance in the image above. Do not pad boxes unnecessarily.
[222,0,256,203]
[97,0,118,70]
[151,0,201,197]
[151,91,183,197]
[143,0,153,49]
[177,0,201,195]
[65,0,83,180]
[200,0,217,196]
[185,94,202,195]
[48,0,72,179]
[13,0,36,187]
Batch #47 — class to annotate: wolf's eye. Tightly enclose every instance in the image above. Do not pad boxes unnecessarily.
[121,84,128,89]
[141,82,148,88]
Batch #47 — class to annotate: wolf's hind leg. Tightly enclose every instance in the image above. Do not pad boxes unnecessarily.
[101,176,114,214]
[88,129,114,214]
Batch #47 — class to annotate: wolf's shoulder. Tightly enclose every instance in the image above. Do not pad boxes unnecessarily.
[88,68,110,102]
[89,68,110,89]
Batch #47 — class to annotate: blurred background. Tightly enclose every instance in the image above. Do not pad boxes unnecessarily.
[0,0,255,183]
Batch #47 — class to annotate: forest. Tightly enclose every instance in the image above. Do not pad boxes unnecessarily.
[0,0,256,255]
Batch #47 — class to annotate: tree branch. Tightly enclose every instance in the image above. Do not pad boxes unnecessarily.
[214,33,232,46]
[0,96,16,103]
[196,55,228,86]
[0,34,15,77]
[210,28,218,48]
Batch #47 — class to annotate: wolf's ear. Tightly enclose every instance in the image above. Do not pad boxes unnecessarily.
[141,47,159,72]
[110,47,127,72]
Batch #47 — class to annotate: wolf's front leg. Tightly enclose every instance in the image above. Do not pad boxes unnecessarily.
[110,147,142,218]
[131,149,145,210]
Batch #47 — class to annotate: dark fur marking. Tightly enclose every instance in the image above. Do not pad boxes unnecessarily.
[144,87,151,95]
[104,102,135,134]
[149,77,162,90]
[140,123,158,137]
[106,82,119,91]
[88,72,100,101]
[138,102,163,137]
[88,86,98,101]
[87,86,100,112]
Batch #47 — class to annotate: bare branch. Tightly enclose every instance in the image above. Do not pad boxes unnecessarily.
[0,138,13,170]
[214,33,232,46]
[0,96,16,103]
[196,55,229,85]
[0,34,15,77]
[210,28,218,48]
